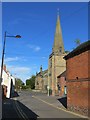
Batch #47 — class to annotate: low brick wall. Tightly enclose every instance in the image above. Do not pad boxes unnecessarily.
[67,80,89,116]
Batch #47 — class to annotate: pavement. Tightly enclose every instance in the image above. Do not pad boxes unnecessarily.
[31,91,88,119]
[31,91,67,110]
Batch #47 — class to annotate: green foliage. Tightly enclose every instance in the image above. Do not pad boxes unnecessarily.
[26,79,30,86]
[65,51,69,54]
[15,78,24,90]
[22,85,28,89]
[75,39,81,46]
[26,75,36,89]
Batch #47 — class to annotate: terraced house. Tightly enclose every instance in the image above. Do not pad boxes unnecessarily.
[1,65,15,98]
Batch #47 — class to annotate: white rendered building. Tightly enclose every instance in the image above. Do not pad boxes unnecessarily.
[0,65,15,98]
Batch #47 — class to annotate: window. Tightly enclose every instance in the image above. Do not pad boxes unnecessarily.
[64,86,67,95]
[60,47,62,53]
[37,81,39,85]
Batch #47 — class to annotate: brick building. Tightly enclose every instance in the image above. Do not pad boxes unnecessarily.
[64,40,90,116]
[57,71,66,97]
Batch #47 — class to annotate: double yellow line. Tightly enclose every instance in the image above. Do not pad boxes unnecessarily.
[13,98,29,120]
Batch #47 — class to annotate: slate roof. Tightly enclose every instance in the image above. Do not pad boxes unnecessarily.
[64,40,90,60]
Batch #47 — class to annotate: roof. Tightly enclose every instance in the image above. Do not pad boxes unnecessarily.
[36,69,48,76]
[64,40,90,60]
[57,71,66,78]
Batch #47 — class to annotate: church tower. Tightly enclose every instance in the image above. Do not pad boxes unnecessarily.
[48,10,66,96]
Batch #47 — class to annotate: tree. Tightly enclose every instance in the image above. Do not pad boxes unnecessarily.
[26,79,30,86]
[65,50,69,54]
[26,75,36,89]
[15,78,23,91]
[75,39,81,46]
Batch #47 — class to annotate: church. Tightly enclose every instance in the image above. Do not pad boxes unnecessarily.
[35,11,67,96]
[48,12,67,96]
[35,65,48,92]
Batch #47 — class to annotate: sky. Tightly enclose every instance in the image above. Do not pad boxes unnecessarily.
[2,2,88,83]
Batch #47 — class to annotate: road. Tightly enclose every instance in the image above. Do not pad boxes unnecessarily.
[2,90,88,119]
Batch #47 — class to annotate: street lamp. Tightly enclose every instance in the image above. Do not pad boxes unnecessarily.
[0,31,21,79]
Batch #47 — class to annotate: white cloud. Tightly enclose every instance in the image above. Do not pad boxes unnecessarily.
[34,46,41,51]
[14,67,31,73]
[27,44,41,52]
[6,65,31,83]
[42,56,46,59]
[4,56,27,63]
[5,57,19,62]
[7,65,31,74]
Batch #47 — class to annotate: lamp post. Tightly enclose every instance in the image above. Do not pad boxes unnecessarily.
[0,31,21,79]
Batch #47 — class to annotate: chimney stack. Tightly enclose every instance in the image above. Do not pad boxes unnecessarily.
[3,64,6,72]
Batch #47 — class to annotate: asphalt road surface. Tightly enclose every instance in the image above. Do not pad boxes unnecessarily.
[13,90,87,119]
[2,90,88,120]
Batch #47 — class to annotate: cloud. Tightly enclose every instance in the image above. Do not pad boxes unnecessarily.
[34,46,41,51]
[42,56,46,59]
[27,44,41,52]
[7,65,31,73]
[6,65,31,83]
[5,57,19,62]
[4,56,27,63]
[13,67,31,73]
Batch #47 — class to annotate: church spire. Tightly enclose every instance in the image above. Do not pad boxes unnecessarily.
[52,9,65,54]
[57,8,59,17]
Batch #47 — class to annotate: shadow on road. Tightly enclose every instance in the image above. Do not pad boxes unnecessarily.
[57,96,67,108]
[11,91,19,98]
[2,98,39,119]
[17,100,39,119]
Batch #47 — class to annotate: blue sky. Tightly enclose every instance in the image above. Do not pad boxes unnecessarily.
[2,2,88,83]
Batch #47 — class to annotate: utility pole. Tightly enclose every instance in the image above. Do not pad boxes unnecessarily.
[0,31,21,79]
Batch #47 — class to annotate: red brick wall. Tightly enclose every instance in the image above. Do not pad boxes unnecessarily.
[88,50,90,78]
[66,50,90,116]
[67,51,89,80]
[67,81,89,116]
[58,77,66,97]
[2,85,7,98]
